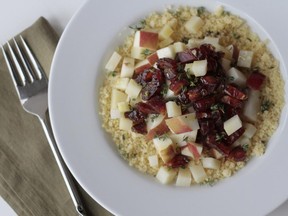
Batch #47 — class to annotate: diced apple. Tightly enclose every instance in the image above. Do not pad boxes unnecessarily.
[224,115,242,136]
[237,50,254,68]
[184,16,204,34]
[117,101,130,112]
[166,101,182,117]
[159,24,174,40]
[127,96,142,107]
[173,42,186,53]
[146,119,170,141]
[119,117,132,131]
[187,38,202,49]
[131,46,151,60]
[189,162,207,183]
[165,113,199,134]
[170,130,198,146]
[120,57,135,78]
[159,37,174,48]
[243,90,260,122]
[181,147,194,158]
[176,168,192,187]
[226,44,239,61]
[191,60,207,77]
[159,145,176,163]
[156,45,176,59]
[187,142,202,160]
[221,58,231,72]
[185,60,207,77]
[110,109,121,119]
[201,157,220,169]
[210,148,224,159]
[111,88,127,110]
[202,36,219,46]
[113,77,129,90]
[147,52,159,65]
[156,166,177,184]
[125,79,142,99]
[164,89,177,99]
[243,123,257,138]
[153,137,173,152]
[147,114,165,131]
[148,155,159,168]
[134,59,152,74]
[226,67,247,87]
[105,51,122,71]
[133,30,158,50]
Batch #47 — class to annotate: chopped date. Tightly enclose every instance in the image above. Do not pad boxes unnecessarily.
[169,79,189,95]
[199,119,215,136]
[166,154,190,168]
[225,127,245,145]
[157,58,178,80]
[141,81,161,100]
[229,146,246,161]
[135,102,158,114]
[193,96,216,112]
[146,96,167,114]
[224,84,248,100]
[221,95,243,108]
[176,48,199,63]
[132,121,147,135]
[124,109,147,124]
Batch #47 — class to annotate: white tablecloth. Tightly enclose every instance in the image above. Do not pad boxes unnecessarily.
[0,0,287,215]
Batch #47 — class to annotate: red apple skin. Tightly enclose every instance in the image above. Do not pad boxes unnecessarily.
[165,117,192,134]
[159,145,176,163]
[147,52,159,65]
[187,143,201,160]
[146,120,170,141]
[139,31,159,50]
[134,61,152,74]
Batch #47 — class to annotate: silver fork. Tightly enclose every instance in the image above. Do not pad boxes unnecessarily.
[1,36,87,216]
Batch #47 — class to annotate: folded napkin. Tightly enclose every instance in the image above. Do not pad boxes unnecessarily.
[0,17,113,216]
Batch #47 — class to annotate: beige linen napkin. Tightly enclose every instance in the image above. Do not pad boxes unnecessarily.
[0,17,113,216]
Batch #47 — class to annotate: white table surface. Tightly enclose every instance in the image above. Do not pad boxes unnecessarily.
[0,0,287,216]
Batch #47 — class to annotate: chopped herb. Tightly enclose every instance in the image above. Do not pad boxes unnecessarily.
[247,38,252,42]
[109,71,117,77]
[215,133,225,141]
[222,11,231,16]
[183,136,189,142]
[129,19,146,30]
[181,37,190,44]
[151,114,160,122]
[261,100,274,113]
[155,133,169,141]
[228,76,235,81]
[141,49,152,57]
[181,85,188,92]
[122,134,126,141]
[242,144,249,151]
[197,7,206,16]
[161,83,168,96]
[210,103,224,113]
[190,80,197,87]
[232,32,241,40]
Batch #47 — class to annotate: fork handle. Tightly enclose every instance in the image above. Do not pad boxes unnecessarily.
[39,114,87,216]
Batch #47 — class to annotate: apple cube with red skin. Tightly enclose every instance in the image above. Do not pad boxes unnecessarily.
[133,30,159,50]
[147,52,159,65]
[165,113,199,134]
[134,59,152,74]
[246,71,266,90]
[146,119,170,141]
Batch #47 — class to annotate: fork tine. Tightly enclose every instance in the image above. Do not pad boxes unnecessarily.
[20,36,45,80]
[2,43,26,86]
[13,38,34,83]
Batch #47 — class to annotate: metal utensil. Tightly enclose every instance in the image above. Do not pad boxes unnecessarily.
[1,36,87,216]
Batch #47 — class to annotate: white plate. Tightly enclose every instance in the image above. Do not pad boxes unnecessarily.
[49,0,288,215]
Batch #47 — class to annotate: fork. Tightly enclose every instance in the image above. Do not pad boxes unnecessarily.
[1,36,87,216]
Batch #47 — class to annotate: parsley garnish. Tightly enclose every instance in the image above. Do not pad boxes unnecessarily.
[197,7,206,16]
[109,71,117,77]
[222,11,231,16]
[210,103,224,113]
[129,19,146,30]
[161,83,168,96]
[232,32,241,40]
[261,100,274,113]
[141,49,152,57]
[181,37,190,44]
[242,144,249,151]
[150,114,160,122]
[215,133,225,141]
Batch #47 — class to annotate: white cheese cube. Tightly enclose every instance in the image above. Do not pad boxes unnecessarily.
[176,168,192,187]
[184,16,204,34]
[192,60,207,77]
[105,51,122,71]
[111,89,127,110]
[166,101,182,117]
[117,101,130,112]
[120,57,135,78]
[237,50,254,68]
[125,79,142,99]
[173,42,186,53]
[224,115,242,136]
[156,166,177,184]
